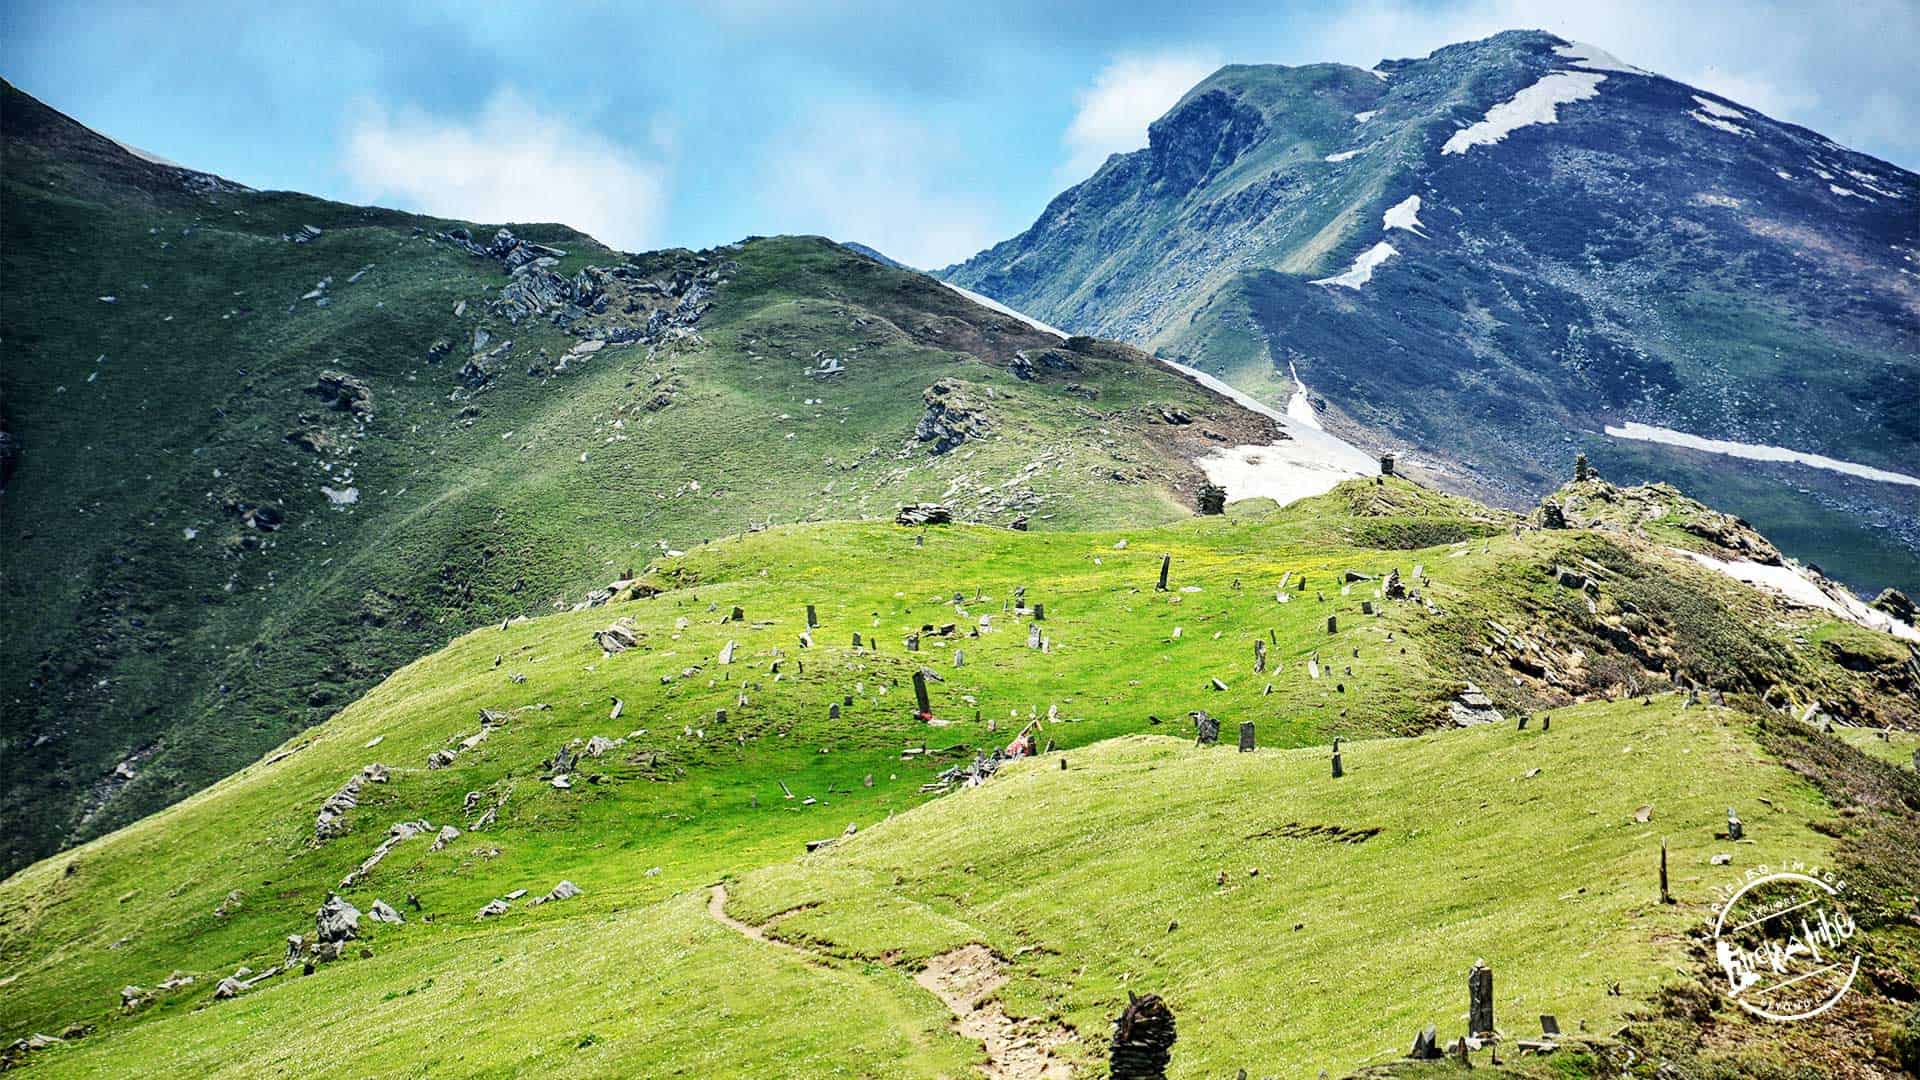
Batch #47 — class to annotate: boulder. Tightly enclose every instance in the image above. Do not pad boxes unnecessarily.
[896,503,953,526]
[368,900,405,924]
[315,894,361,943]
[534,880,583,905]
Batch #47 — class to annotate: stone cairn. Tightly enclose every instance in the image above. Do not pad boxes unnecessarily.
[1196,483,1227,515]
[1379,452,1395,477]
[1574,452,1593,483]
[1110,992,1177,1079]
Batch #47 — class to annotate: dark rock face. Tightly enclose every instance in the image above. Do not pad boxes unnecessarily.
[1147,89,1269,193]
[946,29,1920,591]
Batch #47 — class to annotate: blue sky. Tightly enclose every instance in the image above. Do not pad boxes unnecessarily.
[5,1,1915,267]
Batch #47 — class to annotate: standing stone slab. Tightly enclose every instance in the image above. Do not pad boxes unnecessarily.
[806,604,818,628]
[912,670,932,717]
[1157,555,1170,592]
[1468,960,1494,1036]
[1238,722,1255,753]
[1253,639,1267,674]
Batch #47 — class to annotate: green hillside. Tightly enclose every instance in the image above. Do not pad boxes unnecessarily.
[3,481,1916,1076]
[0,81,1270,874]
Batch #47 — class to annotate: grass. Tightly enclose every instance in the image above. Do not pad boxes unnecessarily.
[729,699,1835,1077]
[4,479,1913,1076]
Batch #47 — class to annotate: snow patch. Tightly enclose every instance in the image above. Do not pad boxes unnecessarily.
[1442,72,1606,155]
[1690,95,1745,120]
[1163,360,1374,507]
[1676,551,1920,644]
[1324,149,1363,163]
[1553,41,1649,75]
[1353,110,1379,123]
[1774,170,1794,180]
[1285,360,1323,430]
[1689,111,1751,136]
[1195,442,1372,509]
[1382,195,1427,237]
[1604,422,1920,488]
[940,282,1068,338]
[1828,184,1871,200]
[1310,241,1398,289]
[1369,68,1390,81]
[932,286,1377,511]
[322,486,361,506]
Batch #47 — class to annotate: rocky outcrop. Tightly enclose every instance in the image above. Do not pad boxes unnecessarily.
[307,370,373,422]
[915,379,991,454]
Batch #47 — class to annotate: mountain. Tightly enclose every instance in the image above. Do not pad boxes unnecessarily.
[944,30,1920,596]
[0,81,1282,874]
[838,240,912,270]
[4,475,1916,1076]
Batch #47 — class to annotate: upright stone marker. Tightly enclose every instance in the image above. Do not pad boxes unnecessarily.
[1253,639,1267,674]
[913,670,932,718]
[806,604,818,629]
[1157,555,1171,592]
[1468,960,1494,1036]
[1238,722,1255,752]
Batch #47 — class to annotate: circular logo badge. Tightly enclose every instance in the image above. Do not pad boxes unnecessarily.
[1711,868,1859,1021]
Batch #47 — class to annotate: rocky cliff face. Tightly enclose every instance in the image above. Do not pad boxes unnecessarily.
[946,30,1920,594]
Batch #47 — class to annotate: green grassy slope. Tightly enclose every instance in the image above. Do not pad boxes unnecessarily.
[3,481,1915,1076]
[0,82,1270,874]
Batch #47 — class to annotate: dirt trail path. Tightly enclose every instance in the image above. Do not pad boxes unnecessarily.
[707,885,1075,1079]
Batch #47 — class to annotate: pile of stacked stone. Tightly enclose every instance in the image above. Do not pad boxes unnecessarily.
[1109,992,1176,1079]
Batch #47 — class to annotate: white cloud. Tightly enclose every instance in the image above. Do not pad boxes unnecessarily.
[1062,53,1223,181]
[342,89,669,251]
[761,103,1002,270]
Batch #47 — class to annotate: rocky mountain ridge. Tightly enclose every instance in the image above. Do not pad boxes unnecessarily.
[945,29,1920,595]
